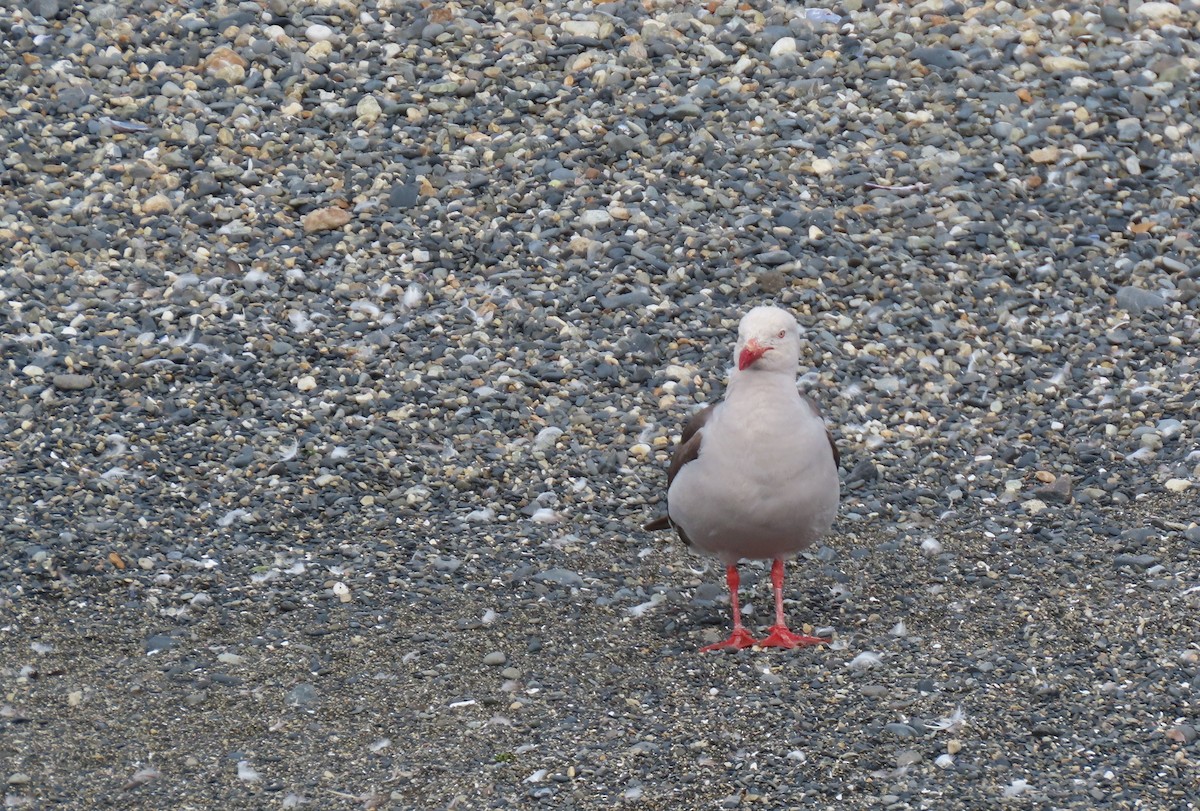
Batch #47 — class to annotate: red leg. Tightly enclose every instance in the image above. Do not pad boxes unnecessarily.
[699,564,758,652]
[758,559,826,649]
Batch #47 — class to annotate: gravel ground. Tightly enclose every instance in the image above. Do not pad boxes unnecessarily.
[2,0,1200,808]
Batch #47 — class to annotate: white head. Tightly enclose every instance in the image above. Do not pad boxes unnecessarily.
[733,305,802,374]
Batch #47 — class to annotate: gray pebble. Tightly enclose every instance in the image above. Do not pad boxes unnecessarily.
[51,373,94,391]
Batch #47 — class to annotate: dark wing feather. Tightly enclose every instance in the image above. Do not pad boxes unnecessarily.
[801,393,839,469]
[642,403,716,543]
[666,403,714,488]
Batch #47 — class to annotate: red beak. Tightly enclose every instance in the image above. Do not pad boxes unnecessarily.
[738,339,770,371]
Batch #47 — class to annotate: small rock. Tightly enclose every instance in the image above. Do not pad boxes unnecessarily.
[31,0,62,18]
[578,210,612,229]
[1164,479,1191,493]
[355,95,382,127]
[1166,724,1197,744]
[667,102,703,120]
[301,206,352,233]
[7,773,31,786]
[286,683,319,708]
[203,46,247,84]
[144,634,176,654]
[52,373,94,391]
[305,23,334,42]
[1115,286,1165,313]
[1114,554,1158,570]
[1134,2,1181,22]
[770,37,797,57]
[1021,498,1048,515]
[141,194,174,215]
[1035,474,1073,503]
[1042,56,1089,73]
[483,651,507,666]
[306,41,332,60]
[758,249,794,266]
[1029,146,1060,164]
[533,568,584,588]
[912,47,965,70]
[811,158,835,175]
[561,20,600,38]
[297,375,317,392]
[1116,118,1143,141]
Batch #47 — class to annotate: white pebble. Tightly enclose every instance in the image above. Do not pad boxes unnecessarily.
[1135,1,1181,21]
[561,19,599,38]
[1002,779,1030,798]
[530,507,561,524]
[920,537,943,555]
[305,24,334,43]
[847,651,882,671]
[236,761,261,782]
[297,375,317,392]
[770,36,797,57]
[332,582,351,603]
[935,754,954,769]
[578,209,612,228]
[533,426,564,451]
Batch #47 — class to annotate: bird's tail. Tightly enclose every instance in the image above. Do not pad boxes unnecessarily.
[643,514,670,532]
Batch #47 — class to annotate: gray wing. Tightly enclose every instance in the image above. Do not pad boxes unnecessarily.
[801,393,839,469]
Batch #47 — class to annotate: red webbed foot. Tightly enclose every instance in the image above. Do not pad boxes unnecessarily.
[757,624,828,649]
[699,626,758,653]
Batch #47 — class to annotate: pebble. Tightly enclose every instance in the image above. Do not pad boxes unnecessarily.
[579,210,612,229]
[141,194,175,215]
[483,651,507,667]
[1042,56,1089,72]
[1135,2,1182,22]
[355,95,382,127]
[1115,286,1166,313]
[770,37,797,58]
[203,46,246,85]
[304,24,334,43]
[560,20,599,39]
[51,374,94,391]
[301,207,352,233]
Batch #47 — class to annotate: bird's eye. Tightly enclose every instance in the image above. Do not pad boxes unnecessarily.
[777,329,786,339]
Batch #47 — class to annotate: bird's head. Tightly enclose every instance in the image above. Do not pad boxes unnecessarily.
[734,305,802,373]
